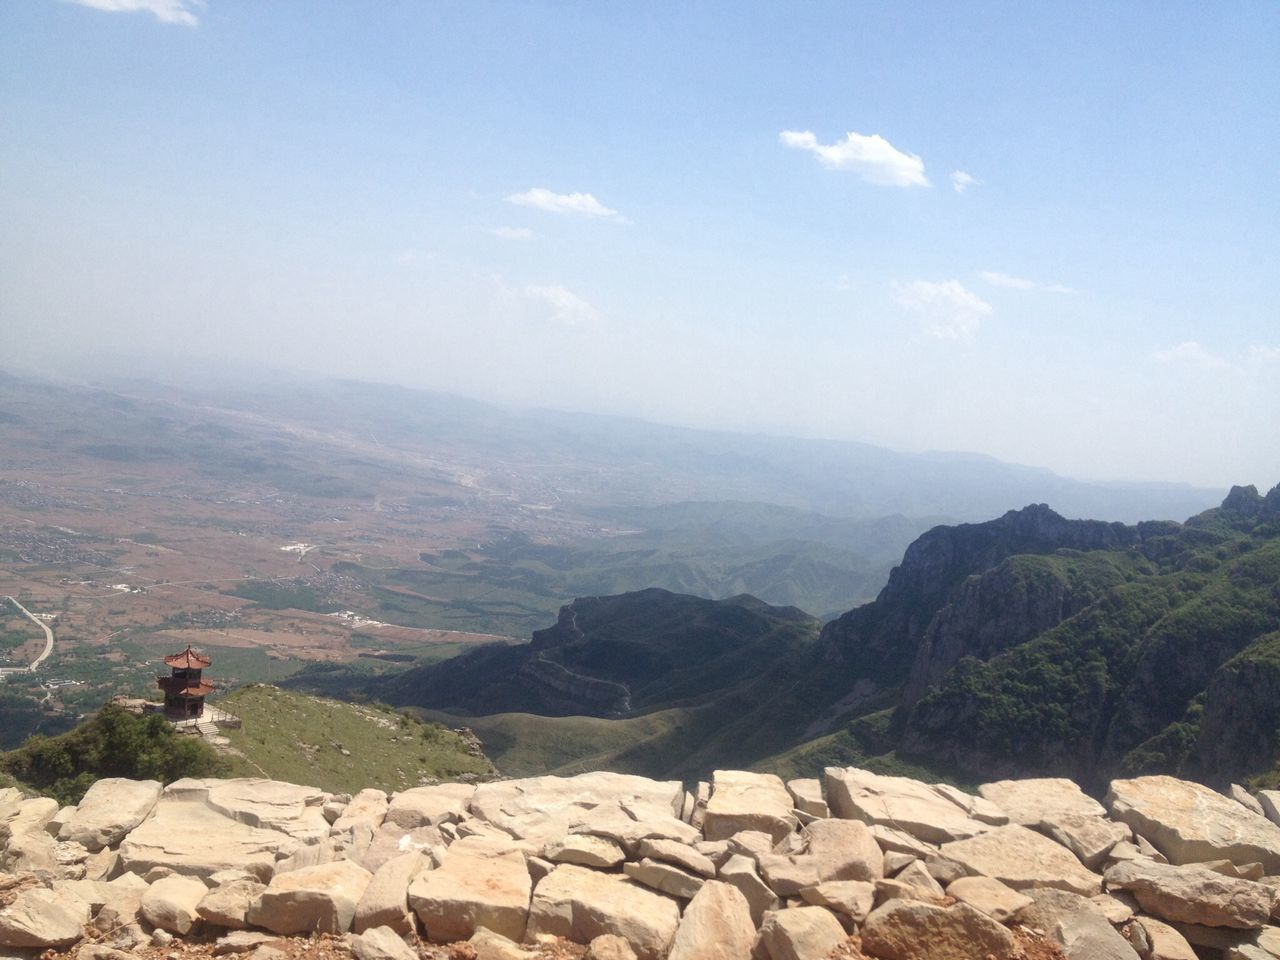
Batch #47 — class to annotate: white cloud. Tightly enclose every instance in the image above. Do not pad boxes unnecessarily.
[491,226,533,240]
[951,170,981,193]
[1152,341,1231,370]
[506,188,622,220]
[779,130,929,187]
[894,279,992,339]
[524,285,599,327]
[979,270,1077,294]
[65,0,203,26]
[1247,345,1280,365]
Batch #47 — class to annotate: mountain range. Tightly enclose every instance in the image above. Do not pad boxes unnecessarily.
[371,484,1280,789]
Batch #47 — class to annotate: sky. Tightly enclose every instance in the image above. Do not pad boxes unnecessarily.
[1,1,1277,489]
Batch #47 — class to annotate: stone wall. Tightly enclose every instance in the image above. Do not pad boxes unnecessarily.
[5,768,1280,960]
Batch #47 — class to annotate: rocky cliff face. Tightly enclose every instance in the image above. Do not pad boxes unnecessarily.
[8,769,1280,960]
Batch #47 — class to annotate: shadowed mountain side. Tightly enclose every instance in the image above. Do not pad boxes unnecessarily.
[379,588,822,718]
[383,486,1280,790]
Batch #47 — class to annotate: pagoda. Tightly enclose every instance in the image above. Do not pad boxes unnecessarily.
[157,645,215,719]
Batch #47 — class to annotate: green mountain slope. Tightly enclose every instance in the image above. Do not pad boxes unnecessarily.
[371,484,1280,788]
[216,685,496,794]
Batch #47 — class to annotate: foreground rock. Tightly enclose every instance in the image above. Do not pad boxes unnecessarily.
[247,859,373,934]
[758,906,847,960]
[702,771,796,844]
[469,773,682,843]
[862,899,1017,960]
[1107,776,1280,872]
[527,864,680,960]
[941,824,1102,895]
[408,836,532,942]
[666,881,755,960]
[141,874,208,934]
[977,778,1104,827]
[1015,888,1139,960]
[1105,859,1276,928]
[58,778,162,852]
[824,767,990,844]
[0,885,91,948]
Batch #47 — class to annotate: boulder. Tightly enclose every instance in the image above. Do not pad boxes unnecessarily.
[331,788,389,835]
[756,853,819,897]
[197,877,267,929]
[0,885,91,948]
[893,859,946,899]
[471,927,540,960]
[798,880,876,923]
[141,874,208,935]
[623,858,704,900]
[588,934,640,960]
[408,836,531,943]
[527,864,680,960]
[786,779,828,819]
[469,773,682,843]
[703,771,796,844]
[862,899,1017,960]
[353,851,426,935]
[667,881,755,960]
[545,834,627,869]
[1015,888,1140,960]
[172,777,331,841]
[1105,859,1275,929]
[247,858,374,934]
[1107,776,1280,872]
[870,824,938,859]
[1136,916,1198,960]
[1039,813,1131,869]
[726,830,774,863]
[385,783,474,829]
[977,778,1105,826]
[1232,786,1266,818]
[636,838,715,878]
[758,906,847,960]
[823,767,989,844]
[118,792,299,880]
[719,854,779,926]
[347,924,418,960]
[941,824,1102,895]
[805,817,884,882]
[946,875,1032,923]
[58,778,162,852]
[361,822,446,874]
[932,783,1009,825]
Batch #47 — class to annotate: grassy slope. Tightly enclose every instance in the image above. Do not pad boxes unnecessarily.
[217,685,494,794]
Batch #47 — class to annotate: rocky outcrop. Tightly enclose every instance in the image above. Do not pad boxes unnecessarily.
[6,767,1280,960]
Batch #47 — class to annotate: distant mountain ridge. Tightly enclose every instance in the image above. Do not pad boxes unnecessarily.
[378,484,1280,789]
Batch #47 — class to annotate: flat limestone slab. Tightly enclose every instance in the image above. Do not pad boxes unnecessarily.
[168,778,331,841]
[469,773,683,844]
[703,770,796,844]
[59,778,162,852]
[824,767,990,845]
[977,778,1104,827]
[527,863,680,960]
[940,824,1102,896]
[1105,860,1275,929]
[408,836,532,943]
[1108,776,1280,872]
[118,798,297,881]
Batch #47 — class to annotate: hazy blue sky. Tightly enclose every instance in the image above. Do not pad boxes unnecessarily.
[2,1,1277,488]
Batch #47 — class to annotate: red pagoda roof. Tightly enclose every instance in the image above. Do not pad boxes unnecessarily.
[157,676,216,697]
[164,645,211,668]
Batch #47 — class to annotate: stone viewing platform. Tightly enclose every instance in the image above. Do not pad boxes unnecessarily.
[5,770,1280,959]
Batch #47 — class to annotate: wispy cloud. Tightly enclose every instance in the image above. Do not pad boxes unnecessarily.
[525,285,599,327]
[65,0,204,26]
[1152,341,1232,370]
[951,170,981,194]
[507,188,623,221]
[980,270,1077,294]
[894,279,992,339]
[491,226,533,240]
[779,130,929,187]
[1153,341,1280,374]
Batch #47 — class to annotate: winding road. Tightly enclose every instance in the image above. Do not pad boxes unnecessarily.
[3,596,54,672]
